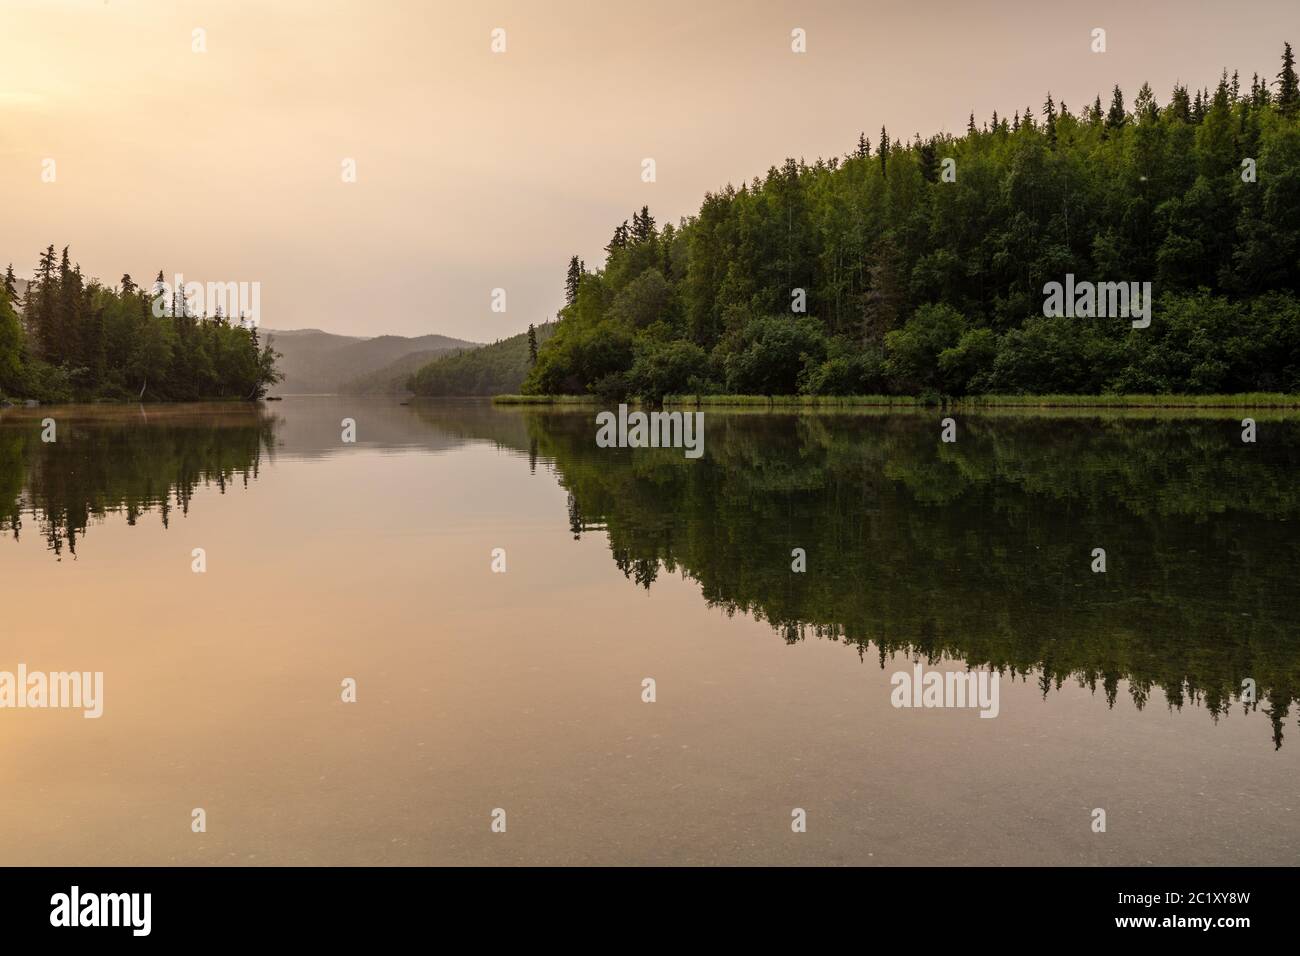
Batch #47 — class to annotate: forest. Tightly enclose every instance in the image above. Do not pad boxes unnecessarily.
[524,44,1300,401]
[408,322,555,396]
[0,246,280,403]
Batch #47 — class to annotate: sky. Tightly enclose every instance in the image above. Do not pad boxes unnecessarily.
[1,0,1296,341]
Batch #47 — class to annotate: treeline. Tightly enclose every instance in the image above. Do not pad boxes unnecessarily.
[1,246,280,402]
[524,44,1300,400]
[408,322,555,396]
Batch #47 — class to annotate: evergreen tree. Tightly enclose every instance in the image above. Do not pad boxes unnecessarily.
[1,247,277,401]
[565,255,582,304]
[1134,82,1158,122]
[1106,85,1127,130]
[1251,72,1271,108]
[1170,84,1192,122]
[527,323,538,365]
[31,245,58,359]
[918,139,938,183]
[631,205,656,243]
[605,221,630,253]
[506,46,1300,402]
[1277,41,1299,116]
[855,131,870,158]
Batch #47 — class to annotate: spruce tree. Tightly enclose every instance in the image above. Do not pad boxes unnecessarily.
[918,139,938,183]
[565,255,582,304]
[1106,85,1127,130]
[631,205,655,243]
[1170,84,1192,122]
[527,323,538,365]
[1277,41,1299,116]
[1133,82,1157,123]
[32,245,58,359]
[605,221,629,253]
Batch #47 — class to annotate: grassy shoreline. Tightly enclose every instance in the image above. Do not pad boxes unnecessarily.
[492,394,602,405]
[493,393,1300,408]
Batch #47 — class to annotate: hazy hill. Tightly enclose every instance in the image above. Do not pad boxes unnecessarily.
[340,349,450,395]
[408,323,555,396]
[263,328,479,394]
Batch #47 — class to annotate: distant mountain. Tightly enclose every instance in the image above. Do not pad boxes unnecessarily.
[339,349,450,395]
[262,328,479,395]
[408,322,555,396]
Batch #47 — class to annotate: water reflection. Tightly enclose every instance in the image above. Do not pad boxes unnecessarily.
[0,403,276,559]
[3,399,1297,750]
[482,407,1300,749]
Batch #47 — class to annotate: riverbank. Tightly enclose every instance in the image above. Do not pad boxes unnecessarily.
[492,393,1300,409]
[1,395,271,408]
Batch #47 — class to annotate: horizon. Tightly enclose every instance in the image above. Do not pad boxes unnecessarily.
[3,0,1296,341]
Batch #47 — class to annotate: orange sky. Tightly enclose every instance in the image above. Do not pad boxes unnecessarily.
[2,0,1295,340]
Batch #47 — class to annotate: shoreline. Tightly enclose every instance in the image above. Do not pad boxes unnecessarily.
[492,393,1300,409]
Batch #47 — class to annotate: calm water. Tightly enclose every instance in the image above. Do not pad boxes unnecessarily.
[1,397,1297,865]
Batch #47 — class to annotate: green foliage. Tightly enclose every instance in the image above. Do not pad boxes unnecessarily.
[523,44,1300,399]
[799,343,886,396]
[0,248,279,403]
[0,287,23,395]
[884,303,965,392]
[409,322,556,396]
[522,314,633,396]
[723,316,827,394]
[627,340,712,402]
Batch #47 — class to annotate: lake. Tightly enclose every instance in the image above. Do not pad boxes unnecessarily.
[1,397,1297,865]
